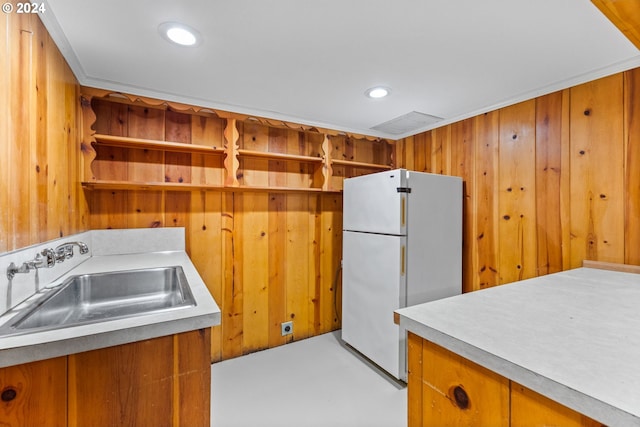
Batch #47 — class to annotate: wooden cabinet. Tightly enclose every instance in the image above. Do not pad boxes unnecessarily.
[0,357,67,427]
[80,88,394,194]
[0,329,210,427]
[407,333,605,427]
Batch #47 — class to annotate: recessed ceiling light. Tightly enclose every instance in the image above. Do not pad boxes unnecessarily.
[158,22,202,47]
[365,86,391,99]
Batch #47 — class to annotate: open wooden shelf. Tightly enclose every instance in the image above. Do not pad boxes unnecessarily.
[81,93,395,194]
[238,148,323,163]
[82,180,331,193]
[331,159,393,169]
[94,134,225,155]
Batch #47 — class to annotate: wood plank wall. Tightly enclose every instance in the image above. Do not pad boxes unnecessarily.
[396,70,640,293]
[88,102,343,361]
[0,7,86,253]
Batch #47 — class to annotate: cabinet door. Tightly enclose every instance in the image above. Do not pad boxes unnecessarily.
[68,329,211,427]
[511,383,605,427]
[0,357,67,427]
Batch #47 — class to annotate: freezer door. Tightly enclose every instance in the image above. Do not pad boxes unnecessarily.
[343,169,407,235]
[341,230,407,380]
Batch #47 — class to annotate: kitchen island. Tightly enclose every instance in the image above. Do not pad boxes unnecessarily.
[396,262,640,426]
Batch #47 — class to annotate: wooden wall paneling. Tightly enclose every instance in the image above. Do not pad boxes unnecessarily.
[474,111,500,290]
[32,17,47,244]
[223,193,244,358]
[188,191,224,362]
[396,135,411,170]
[431,126,451,175]
[126,106,165,228]
[46,30,75,240]
[317,194,343,333]
[84,99,124,230]
[239,122,269,187]
[285,129,309,189]
[624,68,640,265]
[286,194,311,340]
[535,90,569,275]
[450,119,475,294]
[268,192,288,347]
[164,109,192,184]
[0,357,67,427]
[239,192,270,353]
[497,100,537,285]
[0,8,8,252]
[8,13,33,249]
[268,127,287,187]
[221,193,242,359]
[413,132,430,173]
[164,110,192,231]
[569,74,625,266]
[86,95,128,231]
[328,135,347,190]
[190,115,225,186]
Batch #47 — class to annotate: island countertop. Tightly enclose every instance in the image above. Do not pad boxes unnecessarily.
[0,229,221,368]
[396,265,640,426]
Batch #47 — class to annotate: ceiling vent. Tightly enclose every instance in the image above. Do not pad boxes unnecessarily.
[371,111,443,136]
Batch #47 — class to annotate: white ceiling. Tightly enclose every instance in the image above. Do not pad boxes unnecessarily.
[41,0,640,139]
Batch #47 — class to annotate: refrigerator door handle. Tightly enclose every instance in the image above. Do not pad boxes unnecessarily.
[401,245,406,276]
[401,196,406,227]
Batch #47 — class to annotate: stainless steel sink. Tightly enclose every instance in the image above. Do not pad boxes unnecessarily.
[0,266,196,336]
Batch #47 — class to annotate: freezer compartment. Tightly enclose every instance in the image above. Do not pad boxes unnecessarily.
[343,169,407,236]
[341,230,407,380]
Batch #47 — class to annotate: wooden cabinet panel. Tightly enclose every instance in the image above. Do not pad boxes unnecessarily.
[68,329,210,427]
[0,357,67,427]
[511,383,604,427]
[407,335,609,427]
[419,338,510,427]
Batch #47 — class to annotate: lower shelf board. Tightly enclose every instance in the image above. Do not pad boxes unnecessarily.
[82,180,336,193]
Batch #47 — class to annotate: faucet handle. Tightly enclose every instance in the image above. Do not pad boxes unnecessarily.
[36,248,56,268]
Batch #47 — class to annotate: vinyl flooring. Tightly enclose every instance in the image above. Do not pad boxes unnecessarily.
[211,331,407,427]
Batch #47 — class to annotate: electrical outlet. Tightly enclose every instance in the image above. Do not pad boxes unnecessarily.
[281,321,293,336]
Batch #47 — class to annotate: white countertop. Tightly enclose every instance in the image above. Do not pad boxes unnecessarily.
[0,251,221,368]
[396,267,640,426]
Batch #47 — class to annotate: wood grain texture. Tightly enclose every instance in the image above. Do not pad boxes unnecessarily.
[592,0,640,49]
[0,357,67,427]
[0,8,86,251]
[535,91,569,275]
[511,383,605,427]
[407,332,423,427]
[474,111,500,290]
[570,74,625,267]
[624,68,640,265]
[68,330,210,427]
[397,69,640,292]
[406,335,605,426]
[498,100,537,285]
[420,338,510,427]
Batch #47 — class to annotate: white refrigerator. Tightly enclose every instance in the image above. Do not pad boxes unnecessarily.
[341,169,462,381]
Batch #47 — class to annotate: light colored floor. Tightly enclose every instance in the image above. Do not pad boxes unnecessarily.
[211,331,407,427]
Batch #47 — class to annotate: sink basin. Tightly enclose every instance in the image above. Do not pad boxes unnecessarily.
[0,266,196,336]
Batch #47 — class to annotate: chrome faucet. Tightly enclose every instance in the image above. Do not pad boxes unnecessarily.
[6,241,89,280]
[54,241,89,262]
